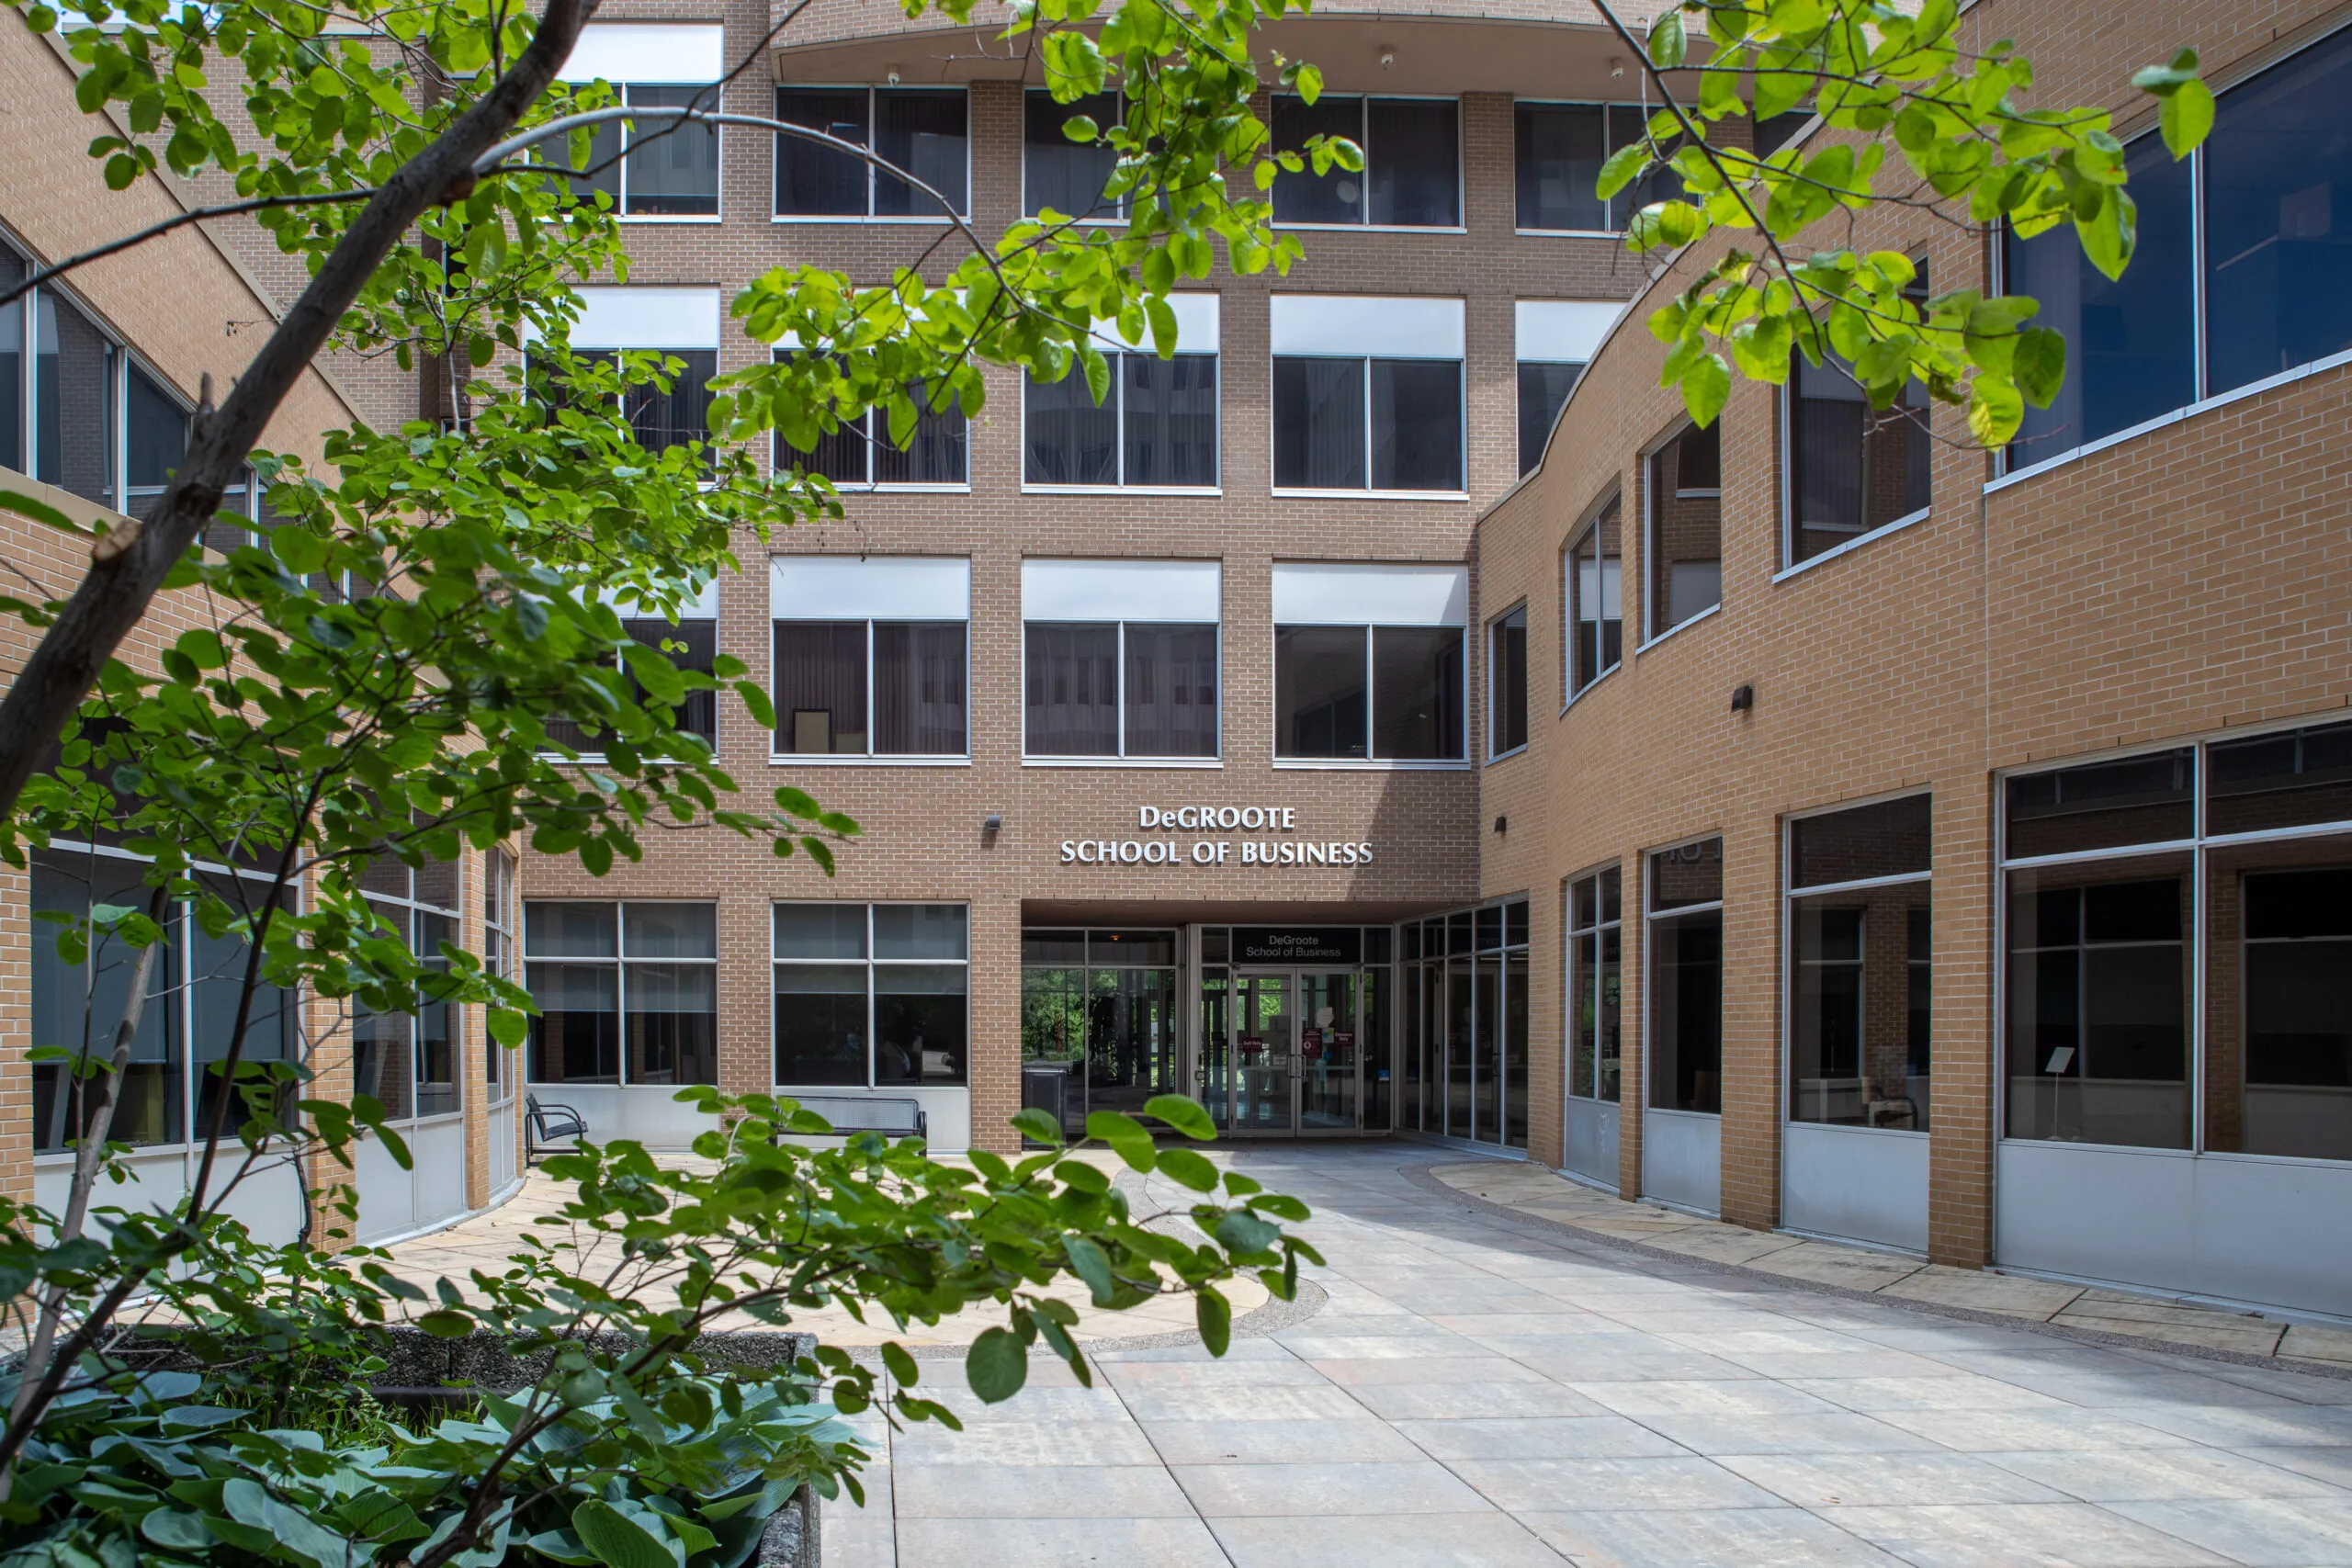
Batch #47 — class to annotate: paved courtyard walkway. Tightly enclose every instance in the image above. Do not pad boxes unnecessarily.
[825,1145,2352,1568]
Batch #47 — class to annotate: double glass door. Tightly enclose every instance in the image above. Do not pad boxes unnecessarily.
[1220,970,1360,1135]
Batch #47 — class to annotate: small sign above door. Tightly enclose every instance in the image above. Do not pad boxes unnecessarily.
[1233,927,1363,965]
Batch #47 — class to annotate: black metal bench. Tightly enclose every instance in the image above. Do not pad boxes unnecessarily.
[524,1093,586,1161]
[783,1095,927,1141]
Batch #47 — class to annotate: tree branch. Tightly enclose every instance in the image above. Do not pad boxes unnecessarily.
[0,191,382,313]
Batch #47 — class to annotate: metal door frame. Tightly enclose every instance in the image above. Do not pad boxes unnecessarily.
[1222,966,1365,1137]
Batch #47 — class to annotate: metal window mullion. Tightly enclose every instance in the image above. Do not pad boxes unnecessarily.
[1115,620,1127,758]
[615,900,629,1088]
[1114,350,1127,487]
[865,902,877,1088]
[2192,744,2209,1155]
[866,88,879,219]
[1361,625,1377,761]
[112,346,127,513]
[865,619,876,757]
[2189,144,2209,403]
[1361,355,1375,491]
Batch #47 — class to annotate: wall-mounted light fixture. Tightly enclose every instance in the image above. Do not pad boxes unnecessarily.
[1378,46,1396,69]
[886,65,903,85]
[1494,815,1509,834]
[1609,56,1627,78]
[1730,683,1755,713]
[982,813,1003,835]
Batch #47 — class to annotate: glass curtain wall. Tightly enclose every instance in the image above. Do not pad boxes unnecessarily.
[773,903,970,1089]
[1020,930,1178,1140]
[1648,839,1724,1115]
[1788,796,1932,1130]
[2007,717,2352,1159]
[356,856,465,1121]
[1396,901,1527,1145]
[1566,865,1623,1102]
[526,901,718,1089]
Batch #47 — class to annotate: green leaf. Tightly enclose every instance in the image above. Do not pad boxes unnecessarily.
[415,1307,473,1338]
[1968,374,2024,446]
[2158,77,2214,159]
[1154,1146,1219,1192]
[571,1499,678,1568]
[141,1510,214,1551]
[1679,350,1732,428]
[1646,9,1685,68]
[1065,1235,1117,1303]
[1194,1285,1232,1355]
[881,1341,919,1387]
[2013,325,2066,409]
[1010,1107,1064,1145]
[1142,1093,1215,1140]
[1216,1209,1282,1257]
[1596,140,1648,201]
[966,1325,1028,1404]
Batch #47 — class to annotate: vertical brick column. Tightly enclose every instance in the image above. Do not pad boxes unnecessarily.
[1928,782,1996,1267]
[1718,810,1781,1230]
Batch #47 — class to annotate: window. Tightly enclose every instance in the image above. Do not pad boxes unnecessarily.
[1648,837,1723,1115]
[1271,564,1465,764]
[526,901,718,1088]
[575,350,714,454]
[1024,89,1123,220]
[776,903,968,1087]
[561,287,721,457]
[1272,95,1459,227]
[544,581,718,756]
[1567,865,1623,1103]
[1270,296,1464,494]
[1023,928,1178,1140]
[1646,421,1722,635]
[1487,605,1527,759]
[2003,718,2352,1161]
[482,847,517,1102]
[2004,25,2352,468]
[124,363,187,513]
[29,847,297,1153]
[775,87,968,219]
[1,247,21,475]
[1025,296,1218,490]
[1023,559,1220,760]
[356,857,465,1120]
[1515,300,1619,476]
[561,85,720,218]
[1514,101,1676,232]
[771,556,970,760]
[774,351,967,488]
[1788,795,1932,1131]
[35,289,117,508]
[1564,493,1622,699]
[1786,277,1930,569]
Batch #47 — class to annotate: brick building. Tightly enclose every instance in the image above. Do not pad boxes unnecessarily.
[6,0,2351,1317]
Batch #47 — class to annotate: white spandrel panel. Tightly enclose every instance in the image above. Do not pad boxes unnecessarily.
[567,287,722,350]
[560,23,725,84]
[1515,299,1624,363]
[770,556,971,621]
[1271,562,1468,626]
[1023,559,1222,623]
[1271,295,1464,359]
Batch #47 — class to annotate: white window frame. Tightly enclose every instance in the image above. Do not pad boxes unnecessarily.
[1563,859,1624,1108]
[769,556,973,766]
[770,84,973,224]
[358,861,469,1128]
[1021,559,1224,767]
[772,901,972,1090]
[522,898,719,1090]
[1022,296,1223,495]
[1486,600,1530,763]
[1269,92,1466,233]
[1560,491,1623,712]
[482,845,519,1110]
[1268,297,1468,501]
[1639,416,1725,649]
[1511,98,1667,237]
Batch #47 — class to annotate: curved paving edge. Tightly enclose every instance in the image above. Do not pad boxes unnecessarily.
[886,1278,1329,1360]
[1403,1159,2352,1384]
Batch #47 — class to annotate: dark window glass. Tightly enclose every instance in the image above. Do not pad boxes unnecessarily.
[874,905,967,960]
[1567,867,1623,1103]
[1566,496,1623,695]
[526,960,619,1084]
[1488,607,1527,757]
[874,89,968,217]
[774,87,871,216]
[625,903,717,959]
[1274,626,1367,759]
[1753,109,1812,157]
[36,293,115,506]
[124,364,187,512]
[774,963,868,1084]
[1025,363,1118,485]
[1367,98,1460,227]
[1024,89,1121,219]
[1125,354,1217,487]
[0,250,22,473]
[1514,102,1607,231]
[774,620,868,754]
[1272,357,1365,489]
[1648,421,1723,632]
[2203,26,2352,396]
[1650,906,1723,1113]
[2006,869,2190,1147]
[411,908,458,1117]
[777,353,966,485]
[2235,864,2352,1159]
[1789,883,1932,1130]
[30,852,178,1151]
[1651,836,1724,909]
[2005,133,2195,456]
[620,85,719,216]
[2006,750,2196,859]
[624,349,713,453]
[1606,104,1681,220]
[1025,623,1120,755]
[1517,360,1584,475]
[627,959,716,1085]
[775,905,868,960]
[1373,626,1464,761]
[2210,719,2352,836]
[1124,623,1219,758]
[1370,358,1462,491]
[526,901,617,960]
[1791,794,1933,890]
[1272,94,1365,223]
[625,617,717,744]
[875,965,967,1084]
[1789,351,1929,565]
[873,622,967,755]
[1022,929,1088,964]
[563,115,623,209]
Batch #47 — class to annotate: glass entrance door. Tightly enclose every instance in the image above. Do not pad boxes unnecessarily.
[1227,970,1362,1134]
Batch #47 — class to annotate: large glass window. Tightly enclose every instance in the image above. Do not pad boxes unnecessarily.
[1021,928,1177,1140]
[569,348,714,455]
[1788,795,1932,1131]
[1273,624,1464,762]
[1565,494,1623,699]
[774,351,967,487]
[1024,89,1122,220]
[1514,102,1675,232]
[525,900,717,1088]
[1646,421,1722,635]
[775,903,968,1088]
[775,86,968,219]
[1517,360,1584,476]
[1787,334,1930,567]
[1026,352,1217,489]
[354,858,463,1120]
[1,248,22,474]
[34,289,117,507]
[123,363,187,515]
[1648,838,1724,1115]
[545,596,718,757]
[1024,621,1217,759]
[1567,866,1623,1103]
[482,847,517,1103]
[1487,604,1527,759]
[1273,353,1462,492]
[1272,96,1458,228]
[774,619,967,759]
[563,85,720,217]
